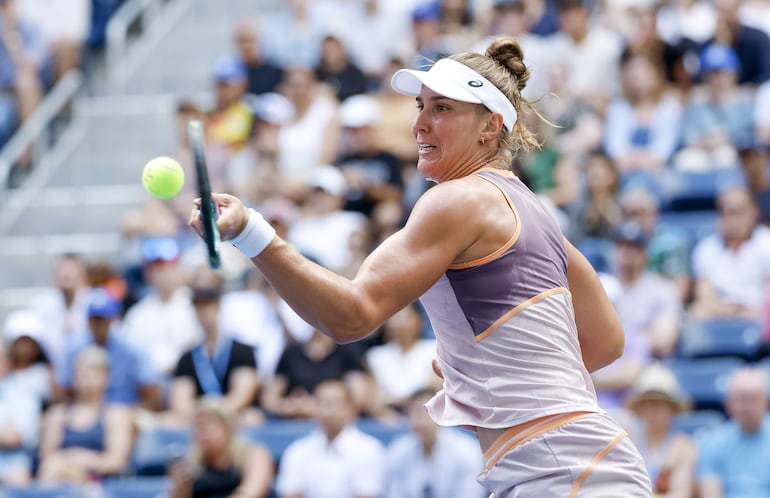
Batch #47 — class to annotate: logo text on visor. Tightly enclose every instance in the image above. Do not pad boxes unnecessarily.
[468,80,483,87]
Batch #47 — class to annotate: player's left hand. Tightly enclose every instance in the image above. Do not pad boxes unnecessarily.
[189,193,250,241]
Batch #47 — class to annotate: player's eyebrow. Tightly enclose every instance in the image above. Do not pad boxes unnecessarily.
[415,96,452,104]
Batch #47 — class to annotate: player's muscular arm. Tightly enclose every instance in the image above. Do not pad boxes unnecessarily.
[565,238,624,372]
[253,182,481,343]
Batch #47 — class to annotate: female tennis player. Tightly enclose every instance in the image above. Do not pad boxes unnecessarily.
[190,36,651,497]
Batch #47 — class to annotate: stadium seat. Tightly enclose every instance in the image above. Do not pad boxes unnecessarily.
[3,484,80,498]
[672,409,725,440]
[240,419,317,462]
[575,237,615,274]
[661,169,745,212]
[356,418,410,446]
[131,428,193,476]
[664,357,745,411]
[657,210,718,243]
[101,477,170,498]
[677,318,763,360]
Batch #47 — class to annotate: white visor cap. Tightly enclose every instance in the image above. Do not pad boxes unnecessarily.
[391,58,518,131]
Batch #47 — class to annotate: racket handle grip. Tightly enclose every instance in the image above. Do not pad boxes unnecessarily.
[230,208,276,258]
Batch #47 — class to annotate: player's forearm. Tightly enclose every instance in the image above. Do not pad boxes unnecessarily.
[252,238,380,343]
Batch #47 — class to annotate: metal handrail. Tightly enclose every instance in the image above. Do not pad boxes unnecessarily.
[106,0,164,68]
[0,70,83,202]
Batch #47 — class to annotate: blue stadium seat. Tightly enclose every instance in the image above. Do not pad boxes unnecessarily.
[672,410,725,440]
[102,477,170,498]
[240,419,317,462]
[575,237,615,274]
[677,318,763,360]
[664,357,745,411]
[355,418,410,446]
[131,428,192,476]
[661,169,744,212]
[4,484,80,498]
[658,210,718,243]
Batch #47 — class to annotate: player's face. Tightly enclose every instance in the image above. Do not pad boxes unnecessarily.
[412,87,488,182]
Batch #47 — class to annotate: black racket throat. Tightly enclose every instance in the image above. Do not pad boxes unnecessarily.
[188,120,221,269]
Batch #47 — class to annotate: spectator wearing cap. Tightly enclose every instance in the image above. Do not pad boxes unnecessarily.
[625,363,697,498]
[713,0,770,85]
[232,18,283,96]
[0,335,41,485]
[206,55,253,155]
[38,346,135,484]
[228,92,295,204]
[2,309,52,406]
[690,185,770,320]
[410,2,450,69]
[336,94,404,218]
[697,367,770,497]
[676,43,755,171]
[166,267,259,426]
[611,221,683,357]
[58,288,162,411]
[121,237,201,377]
[619,187,691,299]
[287,165,368,273]
[315,34,368,102]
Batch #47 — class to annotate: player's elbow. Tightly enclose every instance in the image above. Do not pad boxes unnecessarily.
[321,302,381,344]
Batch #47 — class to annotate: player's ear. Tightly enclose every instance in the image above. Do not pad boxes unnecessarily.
[480,111,504,142]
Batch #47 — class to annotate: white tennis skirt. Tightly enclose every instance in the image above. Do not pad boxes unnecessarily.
[476,411,652,498]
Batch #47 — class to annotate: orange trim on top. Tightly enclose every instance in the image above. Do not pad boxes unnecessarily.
[448,175,521,270]
[484,411,592,471]
[568,431,627,497]
[475,287,571,342]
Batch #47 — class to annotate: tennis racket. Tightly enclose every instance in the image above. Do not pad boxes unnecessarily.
[188,119,221,269]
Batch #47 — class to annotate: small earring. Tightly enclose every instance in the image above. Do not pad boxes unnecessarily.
[480,136,485,145]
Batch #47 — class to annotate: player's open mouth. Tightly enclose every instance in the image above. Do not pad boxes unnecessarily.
[418,144,436,152]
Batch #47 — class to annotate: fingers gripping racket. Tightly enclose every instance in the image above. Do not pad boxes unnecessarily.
[188,120,221,269]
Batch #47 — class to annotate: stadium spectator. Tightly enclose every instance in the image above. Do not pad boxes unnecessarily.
[18,0,90,82]
[275,379,386,498]
[713,0,770,85]
[1,309,52,407]
[59,288,162,410]
[697,367,770,497]
[604,54,683,174]
[232,18,283,96]
[365,303,439,413]
[277,66,340,185]
[756,79,770,146]
[625,363,698,498]
[676,43,754,171]
[612,222,682,357]
[571,153,623,240]
[550,0,624,109]
[260,0,323,69]
[619,187,691,299]
[287,165,367,273]
[0,338,40,485]
[168,399,274,498]
[656,0,716,48]
[315,34,367,102]
[409,2,450,69]
[591,272,652,413]
[385,389,486,498]
[168,268,259,425]
[690,185,770,320]
[738,144,770,225]
[0,0,47,149]
[261,329,365,420]
[336,94,403,217]
[38,346,134,484]
[28,254,90,375]
[121,237,201,376]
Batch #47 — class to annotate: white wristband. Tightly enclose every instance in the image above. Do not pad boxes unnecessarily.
[229,208,276,258]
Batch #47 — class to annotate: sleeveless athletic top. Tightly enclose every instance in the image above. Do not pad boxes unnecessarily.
[420,168,600,429]
[60,407,106,452]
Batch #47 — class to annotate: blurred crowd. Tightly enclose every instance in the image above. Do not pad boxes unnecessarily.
[0,0,127,185]
[2,0,770,496]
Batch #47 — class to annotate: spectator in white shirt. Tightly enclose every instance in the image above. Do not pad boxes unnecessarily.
[385,389,486,498]
[276,379,386,498]
[120,237,201,376]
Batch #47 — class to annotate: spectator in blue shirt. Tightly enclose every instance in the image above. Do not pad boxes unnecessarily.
[697,367,770,497]
[713,0,770,84]
[57,287,162,411]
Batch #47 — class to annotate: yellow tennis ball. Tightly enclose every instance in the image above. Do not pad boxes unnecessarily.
[142,156,184,199]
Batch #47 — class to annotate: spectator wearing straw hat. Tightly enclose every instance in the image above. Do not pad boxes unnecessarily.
[625,363,698,498]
